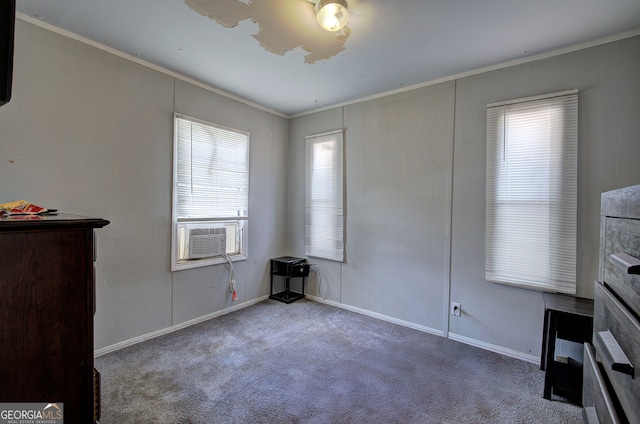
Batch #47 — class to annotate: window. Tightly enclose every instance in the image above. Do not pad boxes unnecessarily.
[305,130,344,262]
[485,90,578,294]
[171,114,249,271]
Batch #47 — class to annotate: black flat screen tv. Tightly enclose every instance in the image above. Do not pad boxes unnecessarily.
[0,0,16,107]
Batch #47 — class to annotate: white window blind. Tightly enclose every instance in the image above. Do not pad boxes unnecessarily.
[485,91,578,294]
[172,114,249,271]
[305,130,344,262]
[175,115,249,220]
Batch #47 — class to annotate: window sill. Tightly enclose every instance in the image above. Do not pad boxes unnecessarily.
[171,253,247,272]
[487,278,576,295]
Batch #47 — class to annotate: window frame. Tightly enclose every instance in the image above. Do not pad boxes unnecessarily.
[305,129,345,262]
[485,90,578,294]
[171,113,250,272]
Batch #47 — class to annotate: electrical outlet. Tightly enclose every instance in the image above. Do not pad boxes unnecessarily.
[450,302,461,317]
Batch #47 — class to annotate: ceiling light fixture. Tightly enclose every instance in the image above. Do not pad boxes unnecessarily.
[315,0,350,32]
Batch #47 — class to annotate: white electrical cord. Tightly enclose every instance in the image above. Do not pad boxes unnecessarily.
[309,264,325,300]
[222,254,237,301]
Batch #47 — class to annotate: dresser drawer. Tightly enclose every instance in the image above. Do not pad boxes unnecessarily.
[594,282,640,424]
[583,343,623,424]
[603,217,640,315]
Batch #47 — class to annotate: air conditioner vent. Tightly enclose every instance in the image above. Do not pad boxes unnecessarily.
[188,227,226,259]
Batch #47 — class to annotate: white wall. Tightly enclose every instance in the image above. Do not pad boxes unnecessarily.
[2,18,639,361]
[450,35,640,358]
[0,20,289,350]
[289,36,640,360]
[289,83,456,334]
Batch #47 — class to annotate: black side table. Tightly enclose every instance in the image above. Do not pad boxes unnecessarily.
[541,292,594,405]
[269,256,310,304]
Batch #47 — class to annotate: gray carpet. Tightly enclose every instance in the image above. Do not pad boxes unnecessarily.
[95,299,582,423]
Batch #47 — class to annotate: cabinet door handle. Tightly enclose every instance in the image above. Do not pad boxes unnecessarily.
[596,330,634,378]
[609,252,640,275]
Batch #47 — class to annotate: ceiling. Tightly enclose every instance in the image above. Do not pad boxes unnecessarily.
[15,0,640,117]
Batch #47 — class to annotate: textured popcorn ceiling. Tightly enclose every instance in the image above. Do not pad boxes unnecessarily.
[184,0,350,64]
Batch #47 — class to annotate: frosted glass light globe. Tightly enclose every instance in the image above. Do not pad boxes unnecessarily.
[316,0,350,32]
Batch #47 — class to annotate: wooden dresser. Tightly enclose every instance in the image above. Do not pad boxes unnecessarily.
[0,214,109,424]
[583,185,640,424]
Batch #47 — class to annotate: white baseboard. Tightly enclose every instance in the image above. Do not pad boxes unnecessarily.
[448,332,540,364]
[306,295,539,364]
[96,293,539,366]
[94,295,269,357]
[306,294,446,338]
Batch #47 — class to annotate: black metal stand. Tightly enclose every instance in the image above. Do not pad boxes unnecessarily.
[269,256,309,304]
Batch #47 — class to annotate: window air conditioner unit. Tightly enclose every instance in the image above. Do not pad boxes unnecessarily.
[187,227,226,259]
